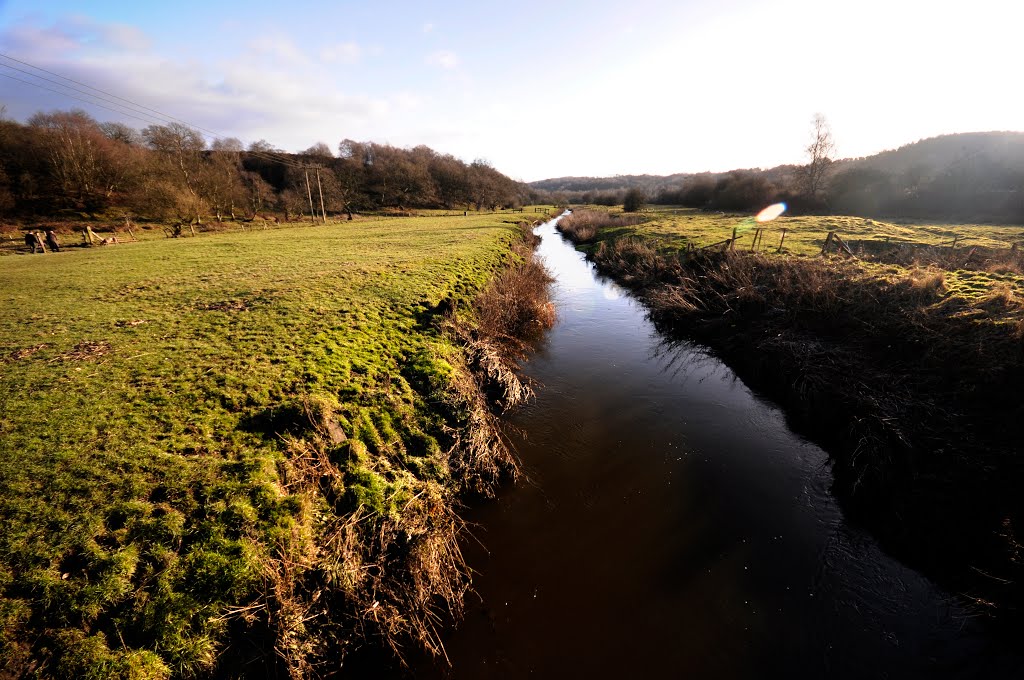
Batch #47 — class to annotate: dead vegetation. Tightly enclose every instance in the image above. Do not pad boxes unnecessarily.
[4,343,49,362]
[557,209,644,243]
[258,430,472,678]
[57,340,112,362]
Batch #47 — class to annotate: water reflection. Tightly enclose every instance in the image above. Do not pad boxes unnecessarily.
[399,216,1020,679]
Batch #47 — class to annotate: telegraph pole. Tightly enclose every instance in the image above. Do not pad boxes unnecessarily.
[304,169,315,224]
[315,166,327,223]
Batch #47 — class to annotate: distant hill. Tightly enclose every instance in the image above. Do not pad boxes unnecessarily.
[529,132,1024,222]
[530,174,689,194]
[852,131,1024,177]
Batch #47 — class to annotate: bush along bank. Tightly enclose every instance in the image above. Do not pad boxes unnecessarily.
[0,214,555,679]
[558,218,1024,627]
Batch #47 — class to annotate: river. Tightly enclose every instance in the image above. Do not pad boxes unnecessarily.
[400,214,1019,678]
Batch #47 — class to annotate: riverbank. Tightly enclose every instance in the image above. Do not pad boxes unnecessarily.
[0,210,554,677]
[558,209,1024,626]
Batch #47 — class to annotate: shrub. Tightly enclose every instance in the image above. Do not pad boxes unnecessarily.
[623,188,645,213]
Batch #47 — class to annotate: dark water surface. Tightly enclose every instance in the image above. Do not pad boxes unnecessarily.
[405,216,1020,678]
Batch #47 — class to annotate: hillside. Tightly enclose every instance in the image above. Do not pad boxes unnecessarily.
[530,132,1024,222]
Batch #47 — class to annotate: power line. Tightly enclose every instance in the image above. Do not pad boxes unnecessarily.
[0,72,162,127]
[0,60,184,128]
[0,51,303,168]
[0,53,308,170]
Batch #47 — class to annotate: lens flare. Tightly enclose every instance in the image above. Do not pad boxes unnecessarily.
[756,202,787,223]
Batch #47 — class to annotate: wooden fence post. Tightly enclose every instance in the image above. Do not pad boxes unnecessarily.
[777,228,788,252]
[821,231,835,255]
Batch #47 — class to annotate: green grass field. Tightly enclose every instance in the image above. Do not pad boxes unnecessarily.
[594,206,1024,256]
[571,206,1024,306]
[0,211,549,676]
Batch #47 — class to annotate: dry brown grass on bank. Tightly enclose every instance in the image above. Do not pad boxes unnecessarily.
[472,246,555,359]
[557,209,643,242]
[246,423,474,678]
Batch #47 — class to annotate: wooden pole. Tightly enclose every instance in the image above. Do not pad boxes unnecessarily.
[777,228,788,252]
[821,231,835,255]
[305,170,316,224]
[316,167,327,223]
[730,226,737,252]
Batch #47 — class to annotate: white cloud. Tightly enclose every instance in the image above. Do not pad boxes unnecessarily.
[426,50,459,70]
[422,22,435,34]
[319,42,362,64]
[0,18,398,152]
[247,36,310,66]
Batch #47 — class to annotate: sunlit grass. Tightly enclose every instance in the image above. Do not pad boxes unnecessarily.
[571,205,1024,308]
[0,208,552,674]
[617,206,1024,257]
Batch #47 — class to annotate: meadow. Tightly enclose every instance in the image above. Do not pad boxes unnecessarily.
[0,210,551,677]
[562,206,1024,305]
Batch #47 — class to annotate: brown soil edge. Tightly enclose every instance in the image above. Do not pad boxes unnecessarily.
[217,220,557,678]
[559,225,1024,630]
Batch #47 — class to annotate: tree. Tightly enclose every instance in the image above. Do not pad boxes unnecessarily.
[798,113,835,199]
[29,110,135,211]
[302,142,333,159]
[623,187,645,212]
[210,137,244,153]
[142,123,207,221]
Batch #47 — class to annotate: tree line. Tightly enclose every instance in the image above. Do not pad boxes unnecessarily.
[0,109,535,223]
[534,131,1024,223]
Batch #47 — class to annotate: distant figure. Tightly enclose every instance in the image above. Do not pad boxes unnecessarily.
[44,229,60,252]
[25,231,45,253]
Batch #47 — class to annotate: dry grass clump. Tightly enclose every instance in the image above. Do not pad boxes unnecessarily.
[472,247,555,361]
[904,267,948,302]
[257,430,471,678]
[557,209,643,243]
[985,258,1022,275]
[978,282,1020,312]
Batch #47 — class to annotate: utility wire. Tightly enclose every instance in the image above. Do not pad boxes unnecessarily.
[0,60,185,127]
[0,52,304,168]
[0,72,162,127]
[0,54,308,170]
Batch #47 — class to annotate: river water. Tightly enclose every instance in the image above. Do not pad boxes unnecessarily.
[404,215,1019,678]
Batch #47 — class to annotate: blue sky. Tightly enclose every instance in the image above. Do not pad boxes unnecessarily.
[1,0,1021,181]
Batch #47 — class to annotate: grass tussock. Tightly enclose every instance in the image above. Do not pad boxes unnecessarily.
[471,239,556,363]
[259,431,471,677]
[557,209,643,243]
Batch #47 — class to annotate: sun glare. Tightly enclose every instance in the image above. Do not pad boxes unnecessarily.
[756,202,787,222]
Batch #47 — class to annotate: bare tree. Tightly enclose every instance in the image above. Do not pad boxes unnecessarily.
[302,142,333,159]
[29,110,136,210]
[143,123,207,221]
[799,113,835,199]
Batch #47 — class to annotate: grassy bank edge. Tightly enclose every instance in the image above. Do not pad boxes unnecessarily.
[0,212,558,678]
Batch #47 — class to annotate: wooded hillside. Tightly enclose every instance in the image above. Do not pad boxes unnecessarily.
[532,132,1024,222]
[0,109,535,223]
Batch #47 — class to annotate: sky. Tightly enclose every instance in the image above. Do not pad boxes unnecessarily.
[0,0,1021,182]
